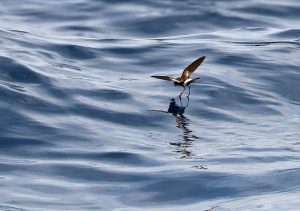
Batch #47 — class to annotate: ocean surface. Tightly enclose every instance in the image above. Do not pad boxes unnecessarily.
[0,0,300,210]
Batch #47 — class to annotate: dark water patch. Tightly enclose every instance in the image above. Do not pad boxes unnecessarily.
[35,81,74,102]
[71,103,162,127]
[0,56,43,84]
[235,146,298,153]
[232,41,300,47]
[261,72,300,104]
[135,172,261,204]
[190,107,243,123]
[0,105,36,135]
[102,46,153,56]
[270,29,300,39]
[22,183,71,195]
[0,137,48,149]
[58,25,98,33]
[69,1,104,13]
[234,4,300,19]
[197,78,282,116]
[119,12,272,36]
[0,163,27,173]
[51,164,151,182]
[0,205,29,211]
[215,54,276,70]
[0,105,64,144]
[9,29,29,35]
[131,168,300,205]
[207,155,300,164]
[134,56,177,69]
[10,6,91,23]
[46,44,98,60]
[94,38,127,43]
[70,88,132,101]
[37,151,161,167]
[3,92,67,114]
[54,62,82,71]
[0,81,25,92]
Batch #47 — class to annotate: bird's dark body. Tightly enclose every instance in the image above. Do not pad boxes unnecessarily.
[174,79,184,87]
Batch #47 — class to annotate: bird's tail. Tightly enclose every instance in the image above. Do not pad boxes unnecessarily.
[192,77,200,82]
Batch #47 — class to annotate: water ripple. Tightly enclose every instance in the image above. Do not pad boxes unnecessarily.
[0,0,299,210]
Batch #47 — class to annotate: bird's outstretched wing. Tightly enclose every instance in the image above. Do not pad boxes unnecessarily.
[151,75,179,82]
[180,56,206,81]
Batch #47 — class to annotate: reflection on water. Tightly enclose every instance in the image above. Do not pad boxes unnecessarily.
[170,95,200,159]
[153,89,200,159]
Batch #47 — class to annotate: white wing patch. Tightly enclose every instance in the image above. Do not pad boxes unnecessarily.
[183,78,193,85]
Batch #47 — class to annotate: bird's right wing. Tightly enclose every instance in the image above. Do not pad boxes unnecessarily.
[181,56,206,81]
[151,75,179,82]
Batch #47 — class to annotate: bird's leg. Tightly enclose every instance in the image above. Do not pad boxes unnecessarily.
[179,86,186,98]
[186,95,190,107]
[185,86,190,107]
[179,93,183,107]
[187,85,191,97]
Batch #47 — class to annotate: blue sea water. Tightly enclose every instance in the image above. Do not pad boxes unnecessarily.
[0,0,300,210]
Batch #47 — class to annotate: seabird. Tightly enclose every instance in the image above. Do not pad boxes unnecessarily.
[151,56,206,94]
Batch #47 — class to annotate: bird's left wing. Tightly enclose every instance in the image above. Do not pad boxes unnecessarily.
[151,75,179,82]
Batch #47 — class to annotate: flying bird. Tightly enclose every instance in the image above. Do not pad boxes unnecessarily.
[151,56,206,92]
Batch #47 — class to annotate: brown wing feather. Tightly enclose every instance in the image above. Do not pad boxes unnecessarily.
[151,75,178,82]
[180,56,206,81]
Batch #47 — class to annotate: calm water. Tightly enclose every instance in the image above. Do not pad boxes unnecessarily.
[0,0,300,210]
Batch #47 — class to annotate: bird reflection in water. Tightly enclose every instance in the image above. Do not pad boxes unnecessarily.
[153,89,200,158]
[169,94,199,158]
